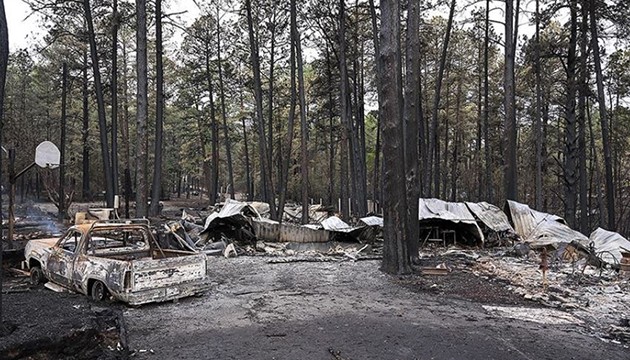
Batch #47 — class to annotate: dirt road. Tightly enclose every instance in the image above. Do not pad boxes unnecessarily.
[125,257,627,359]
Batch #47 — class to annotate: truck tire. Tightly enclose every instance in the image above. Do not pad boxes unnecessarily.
[91,280,107,302]
[30,266,45,286]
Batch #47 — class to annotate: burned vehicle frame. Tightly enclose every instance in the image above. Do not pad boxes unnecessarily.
[25,219,210,305]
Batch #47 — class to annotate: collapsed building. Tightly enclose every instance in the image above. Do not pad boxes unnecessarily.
[158,197,630,272]
[417,198,518,247]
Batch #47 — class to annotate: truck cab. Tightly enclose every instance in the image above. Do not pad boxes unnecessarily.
[25,220,210,305]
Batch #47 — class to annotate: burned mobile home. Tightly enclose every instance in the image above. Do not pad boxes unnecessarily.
[25,219,210,305]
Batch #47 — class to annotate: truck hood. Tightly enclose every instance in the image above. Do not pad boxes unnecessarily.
[25,237,58,260]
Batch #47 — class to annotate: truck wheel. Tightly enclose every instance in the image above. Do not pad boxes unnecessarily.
[30,266,45,286]
[91,280,107,302]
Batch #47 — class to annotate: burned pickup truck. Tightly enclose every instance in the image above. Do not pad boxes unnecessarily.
[25,219,210,305]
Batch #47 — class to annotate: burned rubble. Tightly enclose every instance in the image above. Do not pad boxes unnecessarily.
[3,196,630,358]
[158,199,382,259]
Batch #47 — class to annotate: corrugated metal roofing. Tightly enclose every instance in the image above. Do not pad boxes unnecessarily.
[359,216,383,227]
[465,201,515,233]
[321,216,355,232]
[505,200,588,247]
[203,199,261,230]
[589,227,630,264]
[418,198,484,242]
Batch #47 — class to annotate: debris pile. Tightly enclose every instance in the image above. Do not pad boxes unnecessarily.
[467,248,630,343]
[158,199,383,260]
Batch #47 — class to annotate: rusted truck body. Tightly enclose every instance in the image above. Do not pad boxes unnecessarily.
[25,220,210,305]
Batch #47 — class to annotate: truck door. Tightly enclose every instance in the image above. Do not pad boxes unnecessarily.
[46,230,82,288]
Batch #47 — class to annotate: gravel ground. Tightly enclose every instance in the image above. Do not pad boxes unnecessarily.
[124,256,628,360]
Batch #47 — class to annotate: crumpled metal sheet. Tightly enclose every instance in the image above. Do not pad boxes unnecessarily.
[589,227,630,264]
[359,216,383,227]
[203,199,262,229]
[465,201,515,233]
[252,218,330,243]
[418,198,485,242]
[505,200,588,247]
[320,216,374,242]
[283,204,332,224]
[321,216,355,232]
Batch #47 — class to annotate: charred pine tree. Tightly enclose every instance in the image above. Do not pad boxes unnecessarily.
[368,0,383,205]
[351,0,368,217]
[483,0,493,203]
[84,0,114,207]
[242,116,254,202]
[294,0,309,224]
[404,0,421,262]
[503,0,520,202]
[564,1,579,228]
[277,0,298,220]
[379,0,410,275]
[534,0,543,210]
[589,0,615,230]
[204,44,219,205]
[216,9,235,200]
[59,63,68,220]
[325,45,336,206]
[267,3,277,185]
[150,0,164,216]
[121,38,132,218]
[577,0,589,233]
[111,0,119,197]
[0,0,7,332]
[245,0,277,219]
[135,0,149,217]
[338,0,350,219]
[430,0,456,197]
[82,49,91,201]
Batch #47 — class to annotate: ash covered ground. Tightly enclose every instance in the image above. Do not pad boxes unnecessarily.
[1,200,629,359]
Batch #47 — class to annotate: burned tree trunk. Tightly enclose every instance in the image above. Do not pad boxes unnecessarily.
[483,0,493,203]
[404,0,421,261]
[325,45,336,206]
[245,0,277,219]
[577,0,589,233]
[534,0,543,210]
[379,0,410,275]
[338,0,351,219]
[135,0,149,217]
[121,37,132,218]
[242,116,253,202]
[504,0,518,201]
[204,41,219,205]
[84,0,114,207]
[368,0,382,205]
[430,0,456,197]
[111,0,119,197]
[294,0,309,224]
[589,0,615,230]
[59,63,67,220]
[216,12,235,200]
[278,0,298,221]
[150,0,164,216]
[564,2,579,228]
[0,1,7,328]
[82,49,91,201]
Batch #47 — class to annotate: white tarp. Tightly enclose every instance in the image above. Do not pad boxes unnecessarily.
[589,228,630,265]
[418,198,484,242]
[505,200,588,247]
